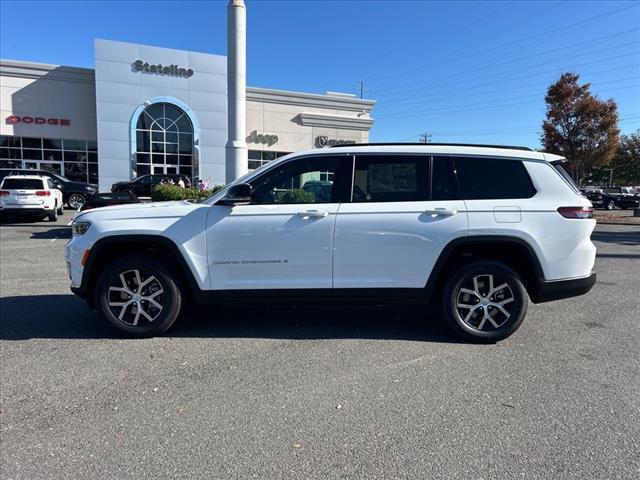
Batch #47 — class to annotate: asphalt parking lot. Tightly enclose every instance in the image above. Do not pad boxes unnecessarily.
[1,216,639,479]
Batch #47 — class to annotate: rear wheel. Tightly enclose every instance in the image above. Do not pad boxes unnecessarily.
[442,261,528,342]
[95,255,183,337]
[606,200,616,210]
[68,193,86,210]
[48,206,58,222]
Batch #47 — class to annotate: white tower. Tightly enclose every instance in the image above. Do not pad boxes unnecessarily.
[226,0,248,183]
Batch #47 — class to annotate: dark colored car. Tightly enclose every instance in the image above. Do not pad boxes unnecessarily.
[111,174,192,197]
[0,168,97,209]
[602,187,640,210]
[80,192,140,211]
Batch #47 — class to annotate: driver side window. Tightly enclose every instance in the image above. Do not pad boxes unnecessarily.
[250,156,343,204]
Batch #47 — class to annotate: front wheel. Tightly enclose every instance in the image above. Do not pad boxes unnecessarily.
[606,200,616,210]
[68,193,86,210]
[442,261,528,342]
[95,255,183,337]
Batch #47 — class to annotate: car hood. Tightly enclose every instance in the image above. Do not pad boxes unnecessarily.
[64,180,97,190]
[73,200,206,222]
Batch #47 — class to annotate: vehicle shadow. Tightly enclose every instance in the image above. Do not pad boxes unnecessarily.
[591,230,640,246]
[30,227,72,240]
[0,294,461,343]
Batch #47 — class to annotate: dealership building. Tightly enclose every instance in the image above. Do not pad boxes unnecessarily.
[0,39,375,191]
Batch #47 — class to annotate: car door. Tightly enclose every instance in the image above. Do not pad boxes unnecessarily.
[333,155,468,289]
[134,175,152,196]
[206,154,351,290]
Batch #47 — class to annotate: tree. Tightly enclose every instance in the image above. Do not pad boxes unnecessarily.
[610,130,640,185]
[541,73,620,183]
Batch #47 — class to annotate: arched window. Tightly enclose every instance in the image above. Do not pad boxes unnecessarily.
[135,103,194,178]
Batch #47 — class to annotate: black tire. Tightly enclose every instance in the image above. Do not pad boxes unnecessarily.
[57,204,64,215]
[68,193,86,210]
[442,261,528,343]
[606,200,615,210]
[48,207,58,222]
[95,254,183,337]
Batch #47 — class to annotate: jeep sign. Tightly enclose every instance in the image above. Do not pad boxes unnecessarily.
[246,130,279,147]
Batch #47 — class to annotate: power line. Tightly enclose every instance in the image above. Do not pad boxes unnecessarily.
[374,27,640,100]
[376,77,640,118]
[375,66,640,113]
[375,38,640,105]
[371,2,639,93]
[377,83,640,120]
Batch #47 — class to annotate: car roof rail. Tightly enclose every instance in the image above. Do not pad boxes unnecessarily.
[329,142,534,151]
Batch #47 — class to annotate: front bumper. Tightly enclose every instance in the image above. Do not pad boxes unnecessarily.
[533,272,597,303]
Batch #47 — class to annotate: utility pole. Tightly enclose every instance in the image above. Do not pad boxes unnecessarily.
[226,0,248,183]
[419,132,432,144]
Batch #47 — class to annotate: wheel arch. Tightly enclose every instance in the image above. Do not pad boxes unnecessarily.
[81,235,203,308]
[425,235,545,303]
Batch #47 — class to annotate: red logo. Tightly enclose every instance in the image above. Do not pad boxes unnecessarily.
[6,116,70,126]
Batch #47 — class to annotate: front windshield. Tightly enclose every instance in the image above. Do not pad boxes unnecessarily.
[46,171,69,183]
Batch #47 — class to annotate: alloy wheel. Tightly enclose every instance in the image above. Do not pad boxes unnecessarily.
[69,194,85,210]
[455,274,515,331]
[107,269,165,326]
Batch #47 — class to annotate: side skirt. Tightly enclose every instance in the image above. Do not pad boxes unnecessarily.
[194,288,431,306]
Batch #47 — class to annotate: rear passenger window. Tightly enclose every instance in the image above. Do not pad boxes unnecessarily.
[352,155,428,202]
[454,157,536,200]
[431,156,457,200]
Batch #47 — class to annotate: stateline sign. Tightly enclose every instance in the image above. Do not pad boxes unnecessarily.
[131,60,194,78]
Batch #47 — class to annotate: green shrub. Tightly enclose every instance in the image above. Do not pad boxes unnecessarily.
[278,188,316,204]
[151,183,224,202]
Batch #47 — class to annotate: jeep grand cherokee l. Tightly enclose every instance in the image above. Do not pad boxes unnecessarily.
[66,144,597,341]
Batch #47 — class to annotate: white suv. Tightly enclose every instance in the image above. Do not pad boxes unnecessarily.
[66,144,596,341]
[0,175,64,221]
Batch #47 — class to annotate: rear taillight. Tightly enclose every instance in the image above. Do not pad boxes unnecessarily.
[35,190,51,196]
[557,206,594,219]
[0,191,9,196]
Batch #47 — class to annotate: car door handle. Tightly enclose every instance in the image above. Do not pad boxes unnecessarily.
[423,208,458,217]
[297,210,328,218]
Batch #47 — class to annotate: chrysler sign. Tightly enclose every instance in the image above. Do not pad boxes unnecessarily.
[132,60,194,78]
[6,115,70,126]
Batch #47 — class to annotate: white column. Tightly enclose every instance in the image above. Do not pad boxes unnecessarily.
[226,0,248,183]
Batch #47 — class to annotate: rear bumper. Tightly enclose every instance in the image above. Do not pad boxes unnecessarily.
[0,206,48,214]
[533,272,597,303]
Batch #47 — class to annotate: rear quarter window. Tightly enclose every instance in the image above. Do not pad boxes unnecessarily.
[1,178,45,189]
[454,157,536,200]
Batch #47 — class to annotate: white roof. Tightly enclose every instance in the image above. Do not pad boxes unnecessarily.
[2,175,48,181]
[293,144,565,162]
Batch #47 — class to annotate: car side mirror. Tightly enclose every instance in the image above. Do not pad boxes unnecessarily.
[218,183,253,206]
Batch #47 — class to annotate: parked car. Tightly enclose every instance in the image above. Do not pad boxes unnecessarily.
[0,175,64,221]
[67,144,596,341]
[81,192,140,211]
[0,169,97,210]
[580,186,605,208]
[601,186,640,210]
[111,174,192,197]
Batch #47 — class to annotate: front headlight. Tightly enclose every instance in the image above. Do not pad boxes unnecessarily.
[71,221,91,235]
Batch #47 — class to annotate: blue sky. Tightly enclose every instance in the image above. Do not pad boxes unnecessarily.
[1,0,639,147]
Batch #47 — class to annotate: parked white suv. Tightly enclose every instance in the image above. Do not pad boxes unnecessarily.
[66,144,596,341]
[0,175,64,221]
